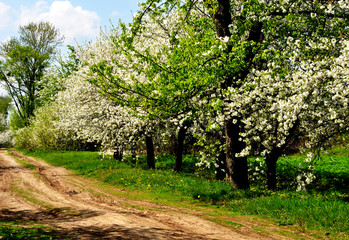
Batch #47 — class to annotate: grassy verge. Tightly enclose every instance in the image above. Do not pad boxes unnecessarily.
[0,221,73,240]
[227,194,348,232]
[19,146,349,238]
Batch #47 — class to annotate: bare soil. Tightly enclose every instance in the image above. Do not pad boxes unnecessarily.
[0,149,307,239]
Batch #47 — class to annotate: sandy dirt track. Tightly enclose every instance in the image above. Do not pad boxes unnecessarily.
[0,149,294,239]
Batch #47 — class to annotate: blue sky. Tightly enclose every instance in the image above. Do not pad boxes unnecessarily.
[0,0,145,47]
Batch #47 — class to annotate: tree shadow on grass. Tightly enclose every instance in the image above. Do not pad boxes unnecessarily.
[0,208,212,240]
[0,207,102,222]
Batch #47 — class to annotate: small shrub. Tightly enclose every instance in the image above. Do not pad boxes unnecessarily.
[0,130,14,147]
[14,105,94,151]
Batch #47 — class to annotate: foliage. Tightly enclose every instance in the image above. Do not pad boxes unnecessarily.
[0,130,13,147]
[0,21,63,125]
[246,141,349,193]
[6,0,348,235]
[54,67,152,152]
[9,109,26,131]
[10,43,97,152]
[14,104,82,151]
[84,0,349,189]
[52,34,188,159]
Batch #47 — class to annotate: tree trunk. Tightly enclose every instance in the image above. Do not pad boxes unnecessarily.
[113,148,123,161]
[265,120,300,190]
[26,75,36,125]
[206,0,263,189]
[145,135,155,169]
[265,150,282,190]
[265,157,277,190]
[210,0,232,38]
[174,125,187,172]
[225,118,249,189]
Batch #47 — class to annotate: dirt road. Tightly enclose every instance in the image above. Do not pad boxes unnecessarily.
[0,150,292,239]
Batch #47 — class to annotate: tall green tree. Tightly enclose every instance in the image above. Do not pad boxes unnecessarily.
[0,21,63,125]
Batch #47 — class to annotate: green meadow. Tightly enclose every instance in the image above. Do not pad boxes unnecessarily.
[17,142,348,239]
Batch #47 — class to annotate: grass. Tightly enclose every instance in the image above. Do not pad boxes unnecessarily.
[17,144,349,238]
[276,148,349,193]
[227,194,348,232]
[0,221,73,240]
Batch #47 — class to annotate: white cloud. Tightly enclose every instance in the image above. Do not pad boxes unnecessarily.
[18,1,101,43]
[18,1,49,24]
[0,2,12,29]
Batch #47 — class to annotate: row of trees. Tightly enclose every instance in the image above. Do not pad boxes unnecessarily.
[1,0,348,190]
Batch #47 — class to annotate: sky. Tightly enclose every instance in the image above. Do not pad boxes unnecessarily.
[0,0,145,95]
[0,0,145,50]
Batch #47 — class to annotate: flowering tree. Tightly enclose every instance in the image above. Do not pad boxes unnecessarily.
[56,72,143,154]
[84,15,199,170]
[225,38,349,189]
[53,32,166,168]
[87,0,348,189]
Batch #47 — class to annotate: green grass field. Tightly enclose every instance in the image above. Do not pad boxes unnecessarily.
[12,143,349,238]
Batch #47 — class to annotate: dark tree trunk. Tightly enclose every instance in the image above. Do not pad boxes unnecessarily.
[174,125,187,172]
[113,148,123,161]
[211,0,232,38]
[225,118,249,189]
[265,149,282,190]
[265,157,277,190]
[264,139,301,190]
[264,120,300,190]
[145,135,155,169]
